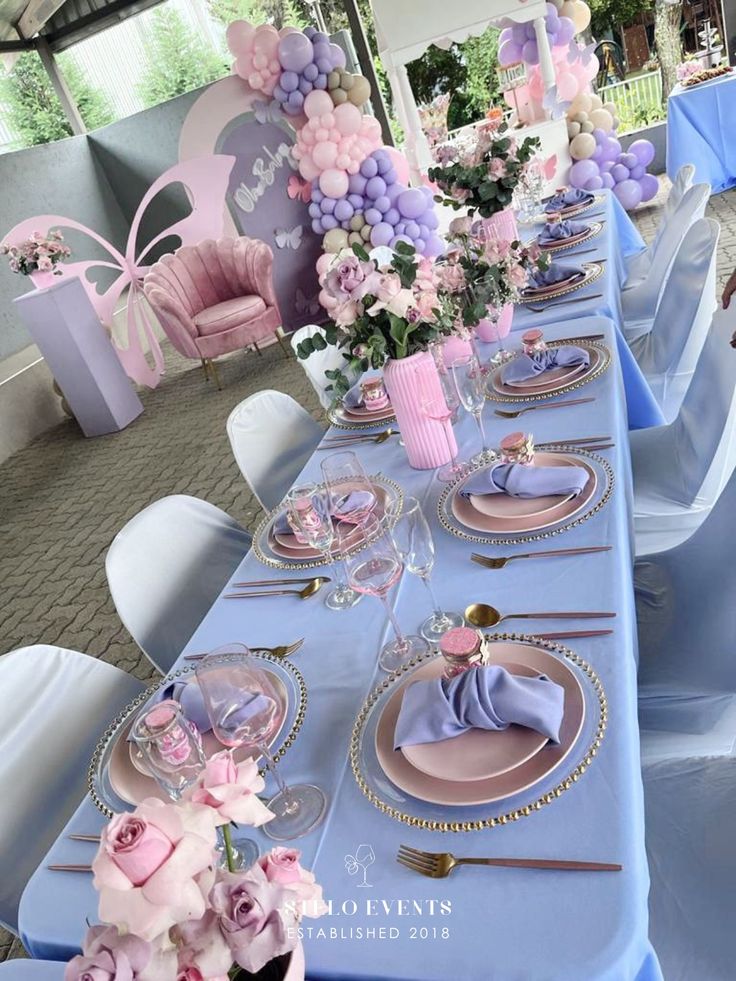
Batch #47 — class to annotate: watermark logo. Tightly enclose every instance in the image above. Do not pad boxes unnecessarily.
[344,844,375,888]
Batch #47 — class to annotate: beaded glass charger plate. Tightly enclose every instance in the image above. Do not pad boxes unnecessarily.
[89,654,307,817]
[350,637,606,832]
[486,341,611,403]
[519,193,604,225]
[252,473,403,571]
[534,220,603,254]
[327,401,397,431]
[518,262,603,304]
[437,448,613,546]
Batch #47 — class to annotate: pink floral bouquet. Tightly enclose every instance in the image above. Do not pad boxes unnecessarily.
[0,229,70,276]
[676,59,703,83]
[295,241,446,399]
[65,751,325,981]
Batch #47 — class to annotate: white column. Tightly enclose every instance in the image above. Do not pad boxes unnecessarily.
[393,62,434,183]
[533,16,557,118]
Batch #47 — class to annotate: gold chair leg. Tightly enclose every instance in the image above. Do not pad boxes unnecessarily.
[275,329,290,359]
[201,358,210,380]
[209,358,222,390]
[253,341,263,356]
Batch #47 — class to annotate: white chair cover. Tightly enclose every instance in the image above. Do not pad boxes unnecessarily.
[627,218,719,422]
[631,306,736,556]
[226,390,323,512]
[106,495,252,673]
[622,183,710,328]
[290,324,346,409]
[642,754,736,980]
[624,163,695,284]
[0,645,143,933]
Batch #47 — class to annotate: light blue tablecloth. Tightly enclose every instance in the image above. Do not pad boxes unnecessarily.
[0,963,65,979]
[667,73,736,194]
[509,190,664,432]
[19,318,661,980]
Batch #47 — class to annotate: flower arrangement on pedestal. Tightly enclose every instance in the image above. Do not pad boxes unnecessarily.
[0,229,70,276]
[65,751,325,981]
[428,121,540,218]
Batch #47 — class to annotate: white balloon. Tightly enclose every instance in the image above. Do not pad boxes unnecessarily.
[603,102,617,115]
[590,108,614,132]
[567,121,582,138]
[580,120,594,134]
[572,111,588,124]
[570,132,596,159]
[589,94,602,111]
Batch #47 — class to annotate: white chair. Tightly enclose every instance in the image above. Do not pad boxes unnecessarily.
[626,218,719,422]
[0,645,144,933]
[622,183,710,329]
[624,164,695,285]
[290,324,346,410]
[642,754,736,980]
[631,305,736,555]
[106,495,252,673]
[226,390,323,511]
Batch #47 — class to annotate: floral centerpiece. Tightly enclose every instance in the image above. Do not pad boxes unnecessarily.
[428,120,540,218]
[0,229,70,276]
[65,751,325,981]
[676,58,703,83]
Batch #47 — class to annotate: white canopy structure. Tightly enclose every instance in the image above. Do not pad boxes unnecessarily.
[370,0,567,186]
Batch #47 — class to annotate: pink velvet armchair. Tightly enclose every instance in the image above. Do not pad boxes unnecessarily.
[143,237,287,387]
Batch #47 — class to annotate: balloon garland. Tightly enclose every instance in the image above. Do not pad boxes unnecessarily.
[225,20,444,258]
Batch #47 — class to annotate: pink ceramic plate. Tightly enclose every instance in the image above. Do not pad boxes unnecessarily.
[111,672,288,807]
[452,452,597,533]
[375,642,585,806]
[491,346,602,398]
[519,263,600,303]
[506,362,586,390]
[522,271,585,298]
[401,661,549,782]
[338,404,394,423]
[537,228,590,250]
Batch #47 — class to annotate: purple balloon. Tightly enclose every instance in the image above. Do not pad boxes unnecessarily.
[374,195,391,213]
[620,152,638,170]
[329,43,347,70]
[348,174,367,195]
[312,32,328,45]
[405,221,421,239]
[273,84,287,103]
[499,27,513,43]
[287,90,304,109]
[526,21,537,39]
[371,222,394,247]
[320,197,336,214]
[365,208,382,225]
[499,39,523,66]
[316,57,332,74]
[279,32,313,73]
[313,40,330,59]
[522,39,539,64]
[304,26,316,39]
[611,163,629,183]
[384,207,400,225]
[425,234,445,258]
[629,139,655,167]
[366,176,387,199]
[418,223,429,239]
[383,167,397,187]
[360,157,379,179]
[600,173,615,190]
[314,73,327,89]
[321,213,338,230]
[303,62,318,82]
[556,16,576,45]
[640,173,659,202]
[600,160,614,174]
[423,211,440,230]
[298,77,312,95]
[629,164,645,180]
[334,199,354,222]
[308,203,321,218]
[569,159,600,188]
[398,188,426,219]
[415,238,426,253]
[585,176,604,190]
[512,23,527,44]
[390,234,413,249]
[613,179,643,210]
[396,222,406,235]
[280,71,299,92]
[375,152,392,175]
[606,137,622,158]
[347,192,364,208]
[591,128,607,144]
[311,218,322,234]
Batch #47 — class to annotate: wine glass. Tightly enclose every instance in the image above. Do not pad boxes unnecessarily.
[387,496,464,642]
[339,513,428,672]
[285,482,359,611]
[451,354,496,465]
[196,646,327,841]
[484,302,514,368]
[132,699,205,801]
[420,392,465,482]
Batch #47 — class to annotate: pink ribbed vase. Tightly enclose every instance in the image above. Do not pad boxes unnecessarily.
[480,207,519,243]
[383,351,458,470]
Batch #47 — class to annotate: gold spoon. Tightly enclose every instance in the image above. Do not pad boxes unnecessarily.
[225,578,329,599]
[465,603,615,628]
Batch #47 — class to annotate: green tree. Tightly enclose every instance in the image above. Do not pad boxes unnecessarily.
[207,0,267,29]
[137,7,228,108]
[587,0,651,39]
[0,51,114,148]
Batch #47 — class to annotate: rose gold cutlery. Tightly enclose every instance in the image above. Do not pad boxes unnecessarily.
[232,577,329,587]
[397,845,621,878]
[553,332,605,344]
[67,834,101,842]
[465,603,615,628]
[48,864,92,872]
[322,428,398,442]
[470,545,612,569]
[184,639,304,660]
[529,629,614,640]
[318,430,397,449]
[493,397,595,419]
[525,292,603,313]
[224,578,328,599]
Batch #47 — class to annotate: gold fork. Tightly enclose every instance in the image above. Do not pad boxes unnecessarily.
[184,638,304,660]
[494,397,595,419]
[471,545,612,569]
[397,845,621,878]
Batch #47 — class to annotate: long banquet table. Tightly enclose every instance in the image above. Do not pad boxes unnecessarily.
[666,72,736,194]
[20,315,662,980]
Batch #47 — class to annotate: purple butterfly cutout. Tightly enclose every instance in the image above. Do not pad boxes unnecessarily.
[274,225,304,250]
[295,287,320,316]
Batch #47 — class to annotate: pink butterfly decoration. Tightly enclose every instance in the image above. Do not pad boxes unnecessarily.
[3,155,236,389]
[287,174,312,204]
[543,154,558,180]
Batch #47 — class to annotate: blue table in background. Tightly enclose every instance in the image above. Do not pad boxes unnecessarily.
[666,73,736,194]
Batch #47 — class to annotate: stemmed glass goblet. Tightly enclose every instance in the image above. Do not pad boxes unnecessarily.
[387,496,464,642]
[196,645,327,841]
[451,354,496,465]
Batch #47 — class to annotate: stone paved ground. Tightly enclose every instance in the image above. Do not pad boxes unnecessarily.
[2,181,736,962]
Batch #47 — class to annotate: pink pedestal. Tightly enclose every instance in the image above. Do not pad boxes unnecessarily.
[13,277,143,437]
[383,351,457,470]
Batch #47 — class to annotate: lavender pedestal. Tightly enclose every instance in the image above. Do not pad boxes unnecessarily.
[13,277,143,437]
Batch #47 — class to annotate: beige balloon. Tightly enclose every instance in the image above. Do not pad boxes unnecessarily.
[567,120,581,138]
[571,111,588,124]
[580,120,594,134]
[348,75,371,106]
[327,71,341,91]
[569,132,596,159]
[559,1,578,24]
[360,223,372,241]
[589,94,602,111]
[590,107,613,132]
[348,231,363,246]
[572,0,591,32]
[575,93,593,114]
[603,101,617,116]
[330,88,348,105]
[323,227,350,253]
[339,71,355,91]
[349,214,365,232]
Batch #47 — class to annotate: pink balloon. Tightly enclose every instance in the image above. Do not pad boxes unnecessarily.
[557,72,578,101]
[528,72,544,100]
[299,158,320,182]
[226,20,254,56]
[334,102,361,136]
[304,90,334,119]
[383,146,410,185]
[640,173,659,202]
[312,140,338,170]
[319,168,349,198]
[316,253,332,275]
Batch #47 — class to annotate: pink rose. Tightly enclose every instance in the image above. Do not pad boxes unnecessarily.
[93,798,217,941]
[366,273,413,318]
[436,262,466,294]
[64,925,175,981]
[451,188,471,204]
[488,158,506,179]
[508,264,528,288]
[174,910,232,979]
[448,216,473,238]
[259,848,328,916]
[209,866,294,974]
[323,251,375,305]
[189,751,274,828]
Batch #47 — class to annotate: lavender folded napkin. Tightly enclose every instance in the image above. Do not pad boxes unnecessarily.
[394,665,565,749]
[527,263,585,290]
[343,368,383,409]
[501,344,590,385]
[538,219,589,244]
[459,461,589,500]
[273,490,375,535]
[544,188,593,213]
